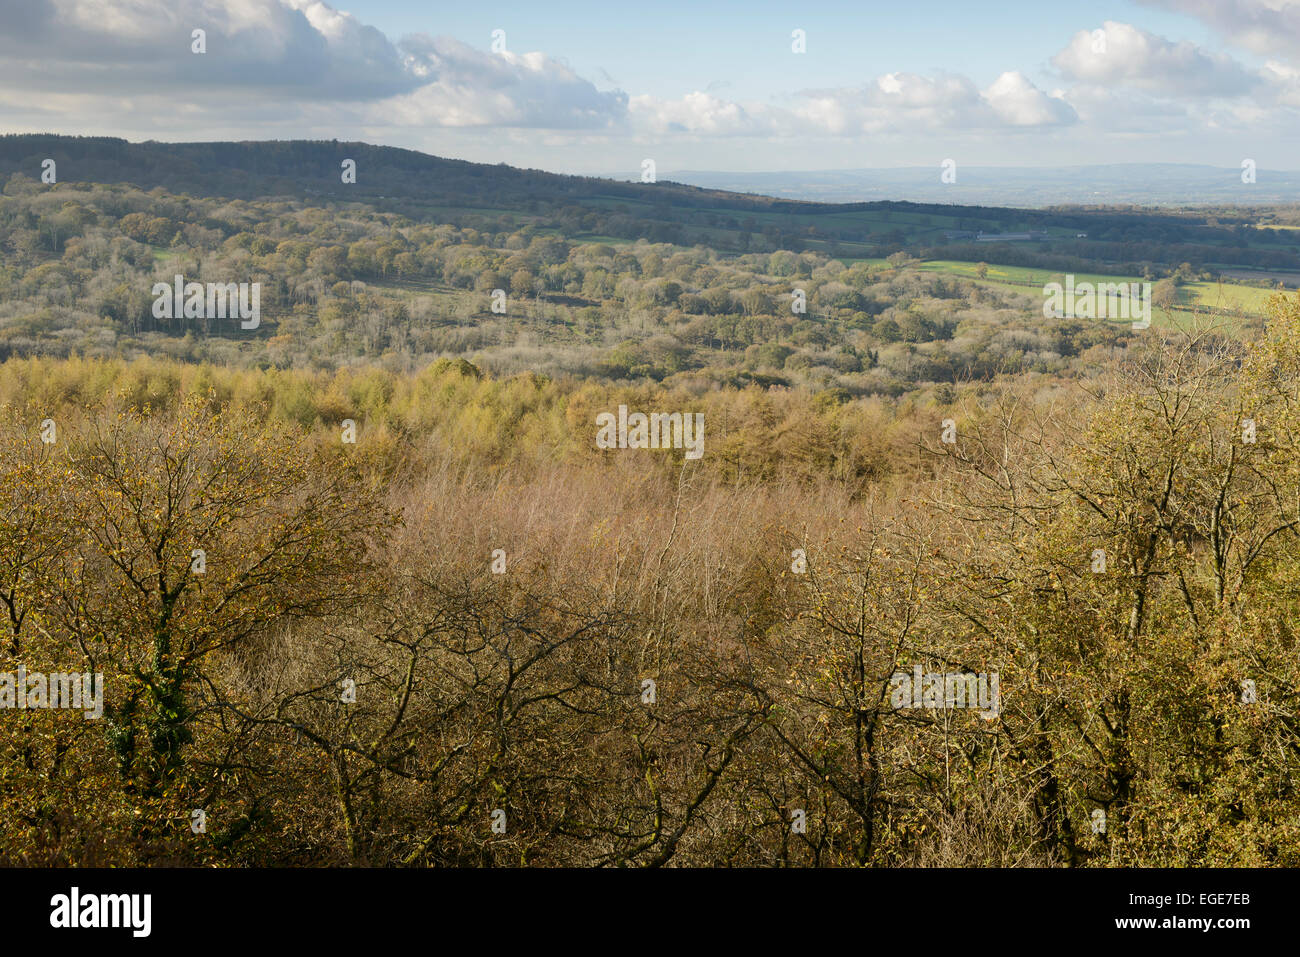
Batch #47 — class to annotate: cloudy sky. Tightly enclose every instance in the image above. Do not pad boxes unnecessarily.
[2,0,1298,175]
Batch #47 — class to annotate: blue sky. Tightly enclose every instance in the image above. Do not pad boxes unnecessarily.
[2,0,1298,175]
[363,1,1228,100]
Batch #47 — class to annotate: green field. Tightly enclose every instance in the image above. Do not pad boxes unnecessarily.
[1179,281,1277,315]
[917,259,1139,288]
[912,258,1270,327]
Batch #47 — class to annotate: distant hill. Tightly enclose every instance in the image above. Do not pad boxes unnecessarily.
[0,134,1232,227]
[0,133,809,213]
[5,134,1300,274]
[657,164,1300,207]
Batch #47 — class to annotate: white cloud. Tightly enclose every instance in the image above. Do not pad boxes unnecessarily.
[0,0,414,99]
[1057,82,1211,138]
[1052,21,1257,96]
[384,37,626,129]
[629,91,773,136]
[1140,0,1300,61]
[794,71,1075,134]
[0,0,626,128]
[983,71,1078,126]
[628,70,1076,141]
[1262,60,1300,106]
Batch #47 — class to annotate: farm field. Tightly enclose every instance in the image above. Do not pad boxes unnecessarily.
[914,258,1272,326]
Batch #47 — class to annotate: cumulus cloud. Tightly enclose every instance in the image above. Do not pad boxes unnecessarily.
[384,37,626,129]
[0,0,627,128]
[1261,60,1300,106]
[628,70,1075,141]
[1057,82,1203,134]
[983,71,1079,126]
[1052,21,1257,97]
[0,0,415,99]
[1140,0,1300,61]
[629,91,774,136]
[796,73,981,134]
[794,70,1075,134]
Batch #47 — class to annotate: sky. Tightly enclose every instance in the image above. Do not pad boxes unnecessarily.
[2,0,1299,176]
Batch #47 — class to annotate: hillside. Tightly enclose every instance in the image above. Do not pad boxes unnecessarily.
[6,134,1300,273]
[666,163,1300,206]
